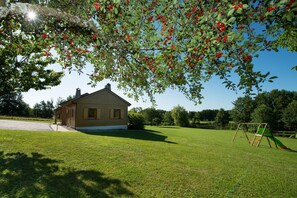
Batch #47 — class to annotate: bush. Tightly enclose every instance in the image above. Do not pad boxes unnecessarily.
[128,113,145,130]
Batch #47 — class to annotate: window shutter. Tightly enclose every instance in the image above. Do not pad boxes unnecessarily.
[97,109,101,120]
[83,108,88,119]
[120,109,124,119]
[110,109,114,119]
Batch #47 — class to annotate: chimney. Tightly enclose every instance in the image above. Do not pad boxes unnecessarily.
[75,88,81,98]
[105,83,111,90]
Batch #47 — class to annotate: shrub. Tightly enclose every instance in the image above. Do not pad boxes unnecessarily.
[128,113,145,130]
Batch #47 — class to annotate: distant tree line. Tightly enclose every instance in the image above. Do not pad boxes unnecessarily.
[231,90,297,131]
[128,105,231,130]
[1,89,296,132]
[0,93,74,119]
[129,89,297,131]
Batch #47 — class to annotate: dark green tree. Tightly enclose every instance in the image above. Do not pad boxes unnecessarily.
[171,105,189,127]
[142,107,163,125]
[251,104,275,130]
[163,111,174,126]
[254,89,297,130]
[199,109,219,121]
[190,112,200,128]
[0,93,31,116]
[231,96,255,124]
[215,108,230,129]
[33,100,54,118]
[282,100,297,131]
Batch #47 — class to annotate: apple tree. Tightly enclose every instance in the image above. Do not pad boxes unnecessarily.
[0,0,296,103]
[0,1,63,96]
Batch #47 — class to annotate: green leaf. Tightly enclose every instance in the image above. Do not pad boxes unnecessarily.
[188,48,193,52]
[227,8,235,16]
[114,8,118,15]
[217,13,222,21]
[269,76,278,80]
[286,14,292,22]
[227,17,236,24]
[242,4,248,9]
[291,66,297,71]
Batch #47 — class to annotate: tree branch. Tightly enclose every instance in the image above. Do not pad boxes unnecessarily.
[0,2,124,50]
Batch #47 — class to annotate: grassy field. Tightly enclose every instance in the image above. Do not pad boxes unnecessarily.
[0,116,52,123]
[0,126,296,197]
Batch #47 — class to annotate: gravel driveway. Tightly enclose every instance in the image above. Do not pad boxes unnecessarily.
[0,119,53,131]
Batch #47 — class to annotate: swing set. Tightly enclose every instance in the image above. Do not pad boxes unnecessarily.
[232,123,278,148]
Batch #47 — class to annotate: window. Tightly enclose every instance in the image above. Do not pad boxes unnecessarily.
[83,108,101,120]
[113,109,121,119]
[88,108,97,119]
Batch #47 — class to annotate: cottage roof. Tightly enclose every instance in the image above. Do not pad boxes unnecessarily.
[58,87,131,107]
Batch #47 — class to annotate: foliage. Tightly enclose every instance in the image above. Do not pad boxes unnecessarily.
[129,107,143,114]
[253,90,297,130]
[128,112,145,130]
[142,107,164,125]
[189,112,200,127]
[215,108,230,129]
[152,117,162,126]
[188,111,196,120]
[282,100,297,131]
[1,1,295,103]
[0,93,31,116]
[0,15,63,95]
[231,96,255,124]
[163,111,174,126]
[230,90,297,131]
[199,109,219,121]
[251,104,275,129]
[171,105,189,127]
[33,100,54,118]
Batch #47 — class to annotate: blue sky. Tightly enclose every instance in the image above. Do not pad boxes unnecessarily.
[22,49,297,111]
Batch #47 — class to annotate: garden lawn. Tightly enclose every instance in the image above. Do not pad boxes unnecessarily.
[0,126,296,197]
[0,116,52,123]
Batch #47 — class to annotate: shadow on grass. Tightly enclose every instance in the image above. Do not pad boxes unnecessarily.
[0,151,134,197]
[80,129,177,144]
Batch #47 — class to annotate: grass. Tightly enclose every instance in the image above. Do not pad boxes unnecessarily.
[0,126,296,197]
[0,116,52,123]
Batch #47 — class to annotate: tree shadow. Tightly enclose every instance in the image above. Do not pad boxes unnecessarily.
[0,151,134,197]
[79,129,177,144]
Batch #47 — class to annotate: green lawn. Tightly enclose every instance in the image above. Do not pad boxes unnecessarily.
[0,116,52,123]
[0,126,296,197]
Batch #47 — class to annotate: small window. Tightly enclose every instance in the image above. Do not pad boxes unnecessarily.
[113,109,121,119]
[88,108,97,119]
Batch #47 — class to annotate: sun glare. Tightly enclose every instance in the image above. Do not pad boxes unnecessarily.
[27,11,37,20]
